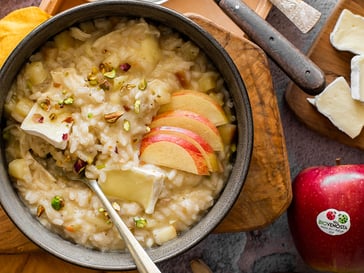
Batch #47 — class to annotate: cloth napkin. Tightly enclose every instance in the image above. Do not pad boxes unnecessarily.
[0,7,50,67]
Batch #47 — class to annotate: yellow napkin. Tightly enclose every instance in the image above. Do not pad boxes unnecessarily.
[0,6,50,67]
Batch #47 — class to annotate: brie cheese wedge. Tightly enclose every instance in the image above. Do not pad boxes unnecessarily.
[330,9,364,55]
[21,102,73,149]
[100,167,165,214]
[351,54,364,101]
[308,77,364,138]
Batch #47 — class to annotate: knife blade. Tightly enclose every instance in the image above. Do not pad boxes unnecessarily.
[213,0,326,95]
[270,0,321,34]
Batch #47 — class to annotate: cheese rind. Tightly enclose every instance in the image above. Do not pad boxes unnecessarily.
[308,77,364,138]
[330,9,364,55]
[350,54,364,101]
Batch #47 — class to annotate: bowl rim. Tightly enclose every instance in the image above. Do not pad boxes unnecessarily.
[0,0,253,270]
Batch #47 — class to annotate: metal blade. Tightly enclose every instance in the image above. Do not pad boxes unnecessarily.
[270,0,321,33]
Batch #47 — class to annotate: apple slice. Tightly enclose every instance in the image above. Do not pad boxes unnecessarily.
[158,90,228,126]
[100,167,164,214]
[150,110,224,151]
[147,126,221,172]
[139,133,210,175]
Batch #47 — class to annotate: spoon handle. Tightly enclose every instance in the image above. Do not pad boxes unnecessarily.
[88,179,161,273]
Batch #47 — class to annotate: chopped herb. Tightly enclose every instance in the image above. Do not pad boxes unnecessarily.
[87,113,93,119]
[51,195,64,211]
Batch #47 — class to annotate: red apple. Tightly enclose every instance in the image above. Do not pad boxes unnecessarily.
[147,126,221,172]
[139,132,210,175]
[150,110,224,151]
[287,163,364,273]
[158,90,228,126]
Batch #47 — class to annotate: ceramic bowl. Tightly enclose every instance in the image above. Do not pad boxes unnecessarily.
[0,1,253,270]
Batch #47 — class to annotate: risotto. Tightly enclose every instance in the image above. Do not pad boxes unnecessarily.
[3,17,236,251]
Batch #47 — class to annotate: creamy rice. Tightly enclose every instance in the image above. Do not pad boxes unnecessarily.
[4,17,235,251]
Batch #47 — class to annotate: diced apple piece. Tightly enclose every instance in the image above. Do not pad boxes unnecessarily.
[25,61,48,85]
[8,158,31,180]
[150,110,224,151]
[198,72,218,92]
[147,126,221,172]
[54,30,74,50]
[158,90,228,126]
[139,133,210,175]
[218,123,237,145]
[152,225,177,245]
[100,167,164,214]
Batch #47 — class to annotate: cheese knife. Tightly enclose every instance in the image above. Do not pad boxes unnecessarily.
[214,0,326,95]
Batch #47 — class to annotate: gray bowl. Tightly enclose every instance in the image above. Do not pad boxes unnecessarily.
[0,1,253,270]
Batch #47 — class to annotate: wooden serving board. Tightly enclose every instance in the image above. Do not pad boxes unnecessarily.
[285,0,364,149]
[0,0,291,266]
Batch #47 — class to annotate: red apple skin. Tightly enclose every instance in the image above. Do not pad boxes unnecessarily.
[287,165,364,273]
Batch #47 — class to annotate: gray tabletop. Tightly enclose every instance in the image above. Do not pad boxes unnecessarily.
[1,0,362,272]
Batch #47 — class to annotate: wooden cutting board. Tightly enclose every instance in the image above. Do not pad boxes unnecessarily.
[285,0,364,149]
[0,0,292,264]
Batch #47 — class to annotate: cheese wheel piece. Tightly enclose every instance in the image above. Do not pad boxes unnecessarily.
[350,55,364,102]
[330,9,364,55]
[308,77,364,139]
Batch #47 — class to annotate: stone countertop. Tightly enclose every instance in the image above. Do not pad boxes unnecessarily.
[1,0,362,272]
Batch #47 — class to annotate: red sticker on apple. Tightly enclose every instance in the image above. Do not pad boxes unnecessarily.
[316,209,351,236]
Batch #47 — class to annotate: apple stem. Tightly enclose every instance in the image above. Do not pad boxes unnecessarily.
[335,157,341,165]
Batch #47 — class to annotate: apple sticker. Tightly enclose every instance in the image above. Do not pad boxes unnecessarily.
[316,209,351,236]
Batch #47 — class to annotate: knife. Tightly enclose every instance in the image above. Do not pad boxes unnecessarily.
[213,0,326,95]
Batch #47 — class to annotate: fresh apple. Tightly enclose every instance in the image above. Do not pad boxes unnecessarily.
[158,90,228,126]
[147,126,221,172]
[100,167,164,214]
[139,132,210,175]
[150,110,224,151]
[287,163,364,273]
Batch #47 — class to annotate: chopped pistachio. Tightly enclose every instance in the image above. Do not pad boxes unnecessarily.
[39,98,51,111]
[87,113,93,119]
[49,112,57,121]
[37,205,45,217]
[104,111,124,123]
[103,69,116,79]
[123,119,130,131]
[99,79,111,91]
[138,79,147,90]
[134,216,147,228]
[112,202,121,211]
[51,195,64,211]
[134,99,141,114]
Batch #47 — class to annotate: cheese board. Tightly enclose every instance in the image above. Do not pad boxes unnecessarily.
[0,0,293,260]
[285,0,364,150]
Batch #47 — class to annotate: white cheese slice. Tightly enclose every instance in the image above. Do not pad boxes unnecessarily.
[308,77,364,139]
[20,103,73,149]
[100,167,165,214]
[350,54,364,101]
[330,9,364,55]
